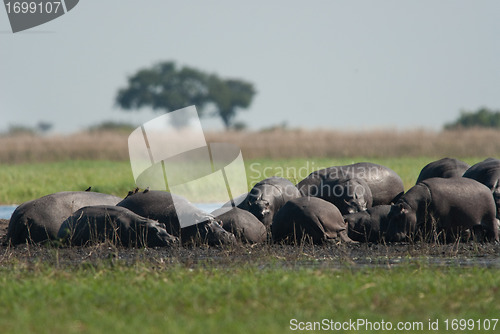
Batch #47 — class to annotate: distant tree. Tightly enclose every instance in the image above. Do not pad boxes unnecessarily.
[115,61,256,129]
[207,75,255,129]
[5,122,52,136]
[231,121,248,131]
[5,124,36,136]
[36,121,53,134]
[445,107,500,130]
[87,121,137,133]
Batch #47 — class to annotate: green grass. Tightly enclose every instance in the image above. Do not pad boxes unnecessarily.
[0,160,136,204]
[0,261,498,334]
[0,157,489,204]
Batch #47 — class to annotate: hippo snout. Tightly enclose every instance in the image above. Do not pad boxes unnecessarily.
[249,202,271,219]
[346,207,357,215]
[254,208,270,219]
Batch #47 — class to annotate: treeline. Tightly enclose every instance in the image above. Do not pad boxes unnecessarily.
[445,107,500,130]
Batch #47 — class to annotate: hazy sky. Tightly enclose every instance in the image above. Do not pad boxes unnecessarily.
[1,1,499,133]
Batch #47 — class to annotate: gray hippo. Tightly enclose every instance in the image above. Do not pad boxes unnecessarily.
[271,197,353,244]
[117,190,236,246]
[212,207,267,244]
[343,205,391,243]
[416,157,470,183]
[7,191,122,245]
[297,162,404,215]
[463,158,500,218]
[243,177,301,227]
[386,178,499,243]
[58,205,178,247]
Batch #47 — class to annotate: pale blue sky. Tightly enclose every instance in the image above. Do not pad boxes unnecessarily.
[1,0,499,133]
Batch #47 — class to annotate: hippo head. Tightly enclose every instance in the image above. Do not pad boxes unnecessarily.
[386,202,417,242]
[343,211,368,229]
[246,185,279,226]
[180,217,237,246]
[343,184,368,214]
[323,177,372,215]
[145,221,179,247]
[343,211,371,242]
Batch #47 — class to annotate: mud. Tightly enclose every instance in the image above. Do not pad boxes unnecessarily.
[1,218,499,269]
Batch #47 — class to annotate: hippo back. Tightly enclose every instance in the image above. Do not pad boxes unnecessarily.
[117,190,184,236]
[117,190,235,246]
[416,158,470,183]
[463,158,500,218]
[463,158,500,189]
[7,191,122,245]
[212,207,267,244]
[272,197,352,244]
[298,162,404,208]
[58,205,178,247]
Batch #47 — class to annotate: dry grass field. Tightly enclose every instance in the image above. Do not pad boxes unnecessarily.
[1,128,500,163]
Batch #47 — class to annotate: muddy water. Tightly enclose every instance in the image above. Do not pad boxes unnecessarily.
[0,206,17,220]
[1,238,499,269]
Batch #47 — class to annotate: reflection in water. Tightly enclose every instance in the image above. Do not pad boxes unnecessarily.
[0,205,17,220]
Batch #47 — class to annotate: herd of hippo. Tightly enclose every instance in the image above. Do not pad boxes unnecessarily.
[5,157,500,247]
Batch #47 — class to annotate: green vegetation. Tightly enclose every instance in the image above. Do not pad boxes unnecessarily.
[116,61,255,129]
[445,107,500,130]
[87,121,137,134]
[0,157,488,204]
[0,160,135,204]
[0,261,498,334]
[2,121,53,136]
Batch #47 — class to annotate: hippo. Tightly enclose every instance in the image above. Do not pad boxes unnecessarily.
[57,205,179,247]
[7,191,122,245]
[316,176,373,214]
[212,207,267,244]
[117,190,236,246]
[343,205,391,243]
[243,177,301,227]
[386,178,499,243]
[463,158,500,218]
[271,197,353,244]
[416,157,470,183]
[117,190,189,236]
[297,162,404,215]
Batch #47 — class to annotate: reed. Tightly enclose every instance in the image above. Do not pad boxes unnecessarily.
[1,128,500,164]
[206,128,500,159]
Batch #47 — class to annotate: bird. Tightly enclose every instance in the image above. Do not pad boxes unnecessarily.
[133,187,139,194]
[85,186,92,192]
[143,187,150,193]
